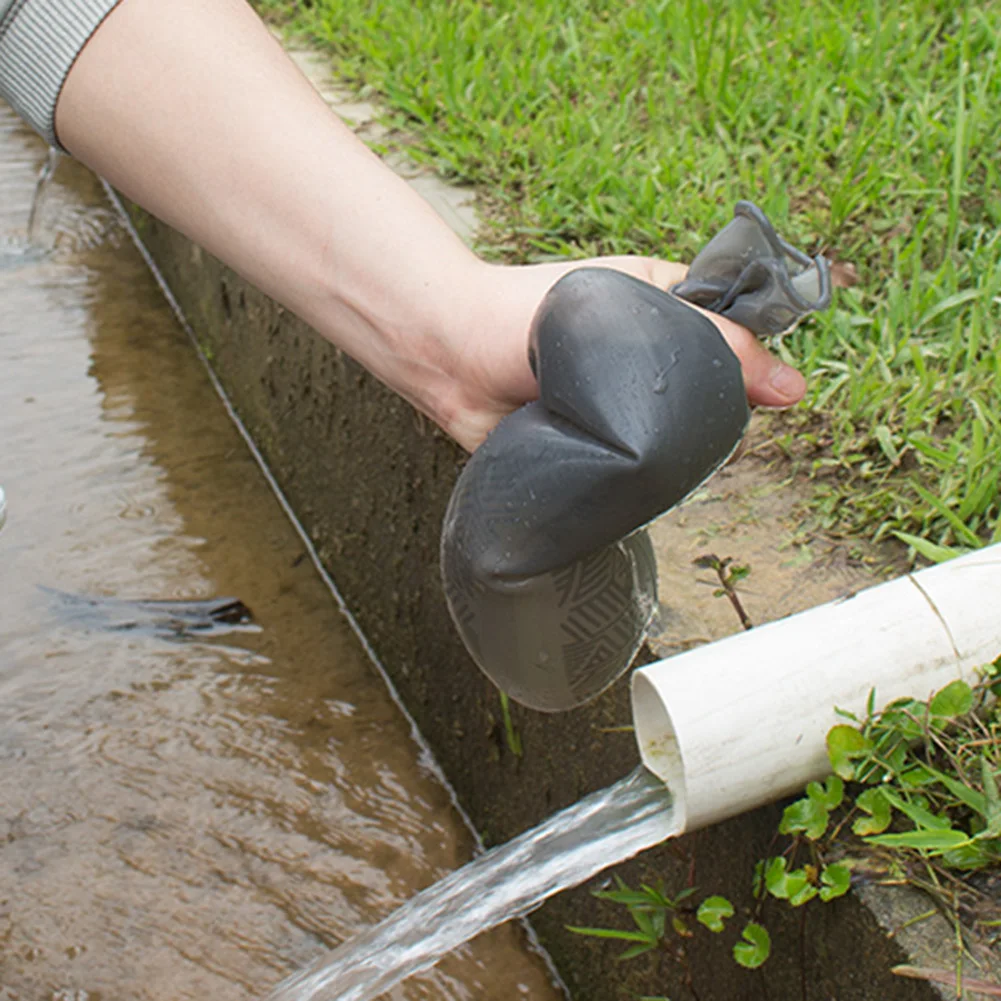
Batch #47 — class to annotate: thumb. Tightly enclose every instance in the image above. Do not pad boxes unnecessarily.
[637,256,807,408]
[705,311,806,408]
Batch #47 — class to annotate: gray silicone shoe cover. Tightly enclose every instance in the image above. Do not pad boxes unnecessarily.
[671,200,832,335]
[441,204,832,712]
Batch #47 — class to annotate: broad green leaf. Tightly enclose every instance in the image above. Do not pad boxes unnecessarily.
[884,743,910,776]
[764,858,818,906]
[779,796,829,840]
[827,725,871,780]
[866,828,970,852]
[968,836,1001,861]
[763,857,785,886]
[764,857,796,899]
[853,788,892,836]
[788,881,819,907]
[874,701,926,741]
[696,896,734,933]
[820,775,844,809]
[733,922,771,969]
[929,680,974,718]
[986,657,1001,697]
[819,863,851,901]
[880,697,925,715]
[806,782,825,805]
[942,840,1000,870]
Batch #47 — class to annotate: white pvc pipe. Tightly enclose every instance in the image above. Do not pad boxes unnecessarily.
[631,544,1001,834]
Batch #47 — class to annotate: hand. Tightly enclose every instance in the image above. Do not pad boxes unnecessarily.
[436,256,808,452]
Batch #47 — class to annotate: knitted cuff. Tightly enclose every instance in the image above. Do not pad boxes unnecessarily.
[0,0,122,150]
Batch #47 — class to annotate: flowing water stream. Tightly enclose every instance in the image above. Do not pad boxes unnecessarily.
[0,102,564,1001]
[269,768,677,1001]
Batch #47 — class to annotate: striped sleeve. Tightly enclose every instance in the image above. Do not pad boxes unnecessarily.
[0,0,122,149]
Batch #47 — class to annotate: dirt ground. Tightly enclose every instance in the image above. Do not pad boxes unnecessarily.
[646,414,904,655]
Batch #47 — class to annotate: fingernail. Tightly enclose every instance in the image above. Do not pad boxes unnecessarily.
[769,363,806,401]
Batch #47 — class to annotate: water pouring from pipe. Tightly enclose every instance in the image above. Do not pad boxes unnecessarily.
[266,768,677,1001]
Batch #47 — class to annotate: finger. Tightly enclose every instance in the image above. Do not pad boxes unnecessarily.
[609,257,806,408]
[708,313,806,408]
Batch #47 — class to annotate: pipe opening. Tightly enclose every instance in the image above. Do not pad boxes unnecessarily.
[631,669,688,830]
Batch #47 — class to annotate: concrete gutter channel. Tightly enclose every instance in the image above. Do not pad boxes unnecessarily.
[114,40,992,1001]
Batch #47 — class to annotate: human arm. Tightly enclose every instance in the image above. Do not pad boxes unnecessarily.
[2,0,806,451]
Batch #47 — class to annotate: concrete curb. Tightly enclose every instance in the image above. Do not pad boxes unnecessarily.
[115,33,976,1001]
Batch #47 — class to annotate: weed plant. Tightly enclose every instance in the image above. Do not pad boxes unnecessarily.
[256,0,1001,548]
[569,662,1001,992]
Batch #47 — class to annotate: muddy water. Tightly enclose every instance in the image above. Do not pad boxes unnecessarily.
[0,105,562,1001]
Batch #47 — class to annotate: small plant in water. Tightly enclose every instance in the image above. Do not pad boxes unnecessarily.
[570,656,1001,992]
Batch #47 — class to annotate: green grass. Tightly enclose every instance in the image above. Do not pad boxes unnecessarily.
[257,0,1001,550]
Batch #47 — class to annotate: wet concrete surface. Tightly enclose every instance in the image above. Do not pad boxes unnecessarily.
[0,104,562,1001]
